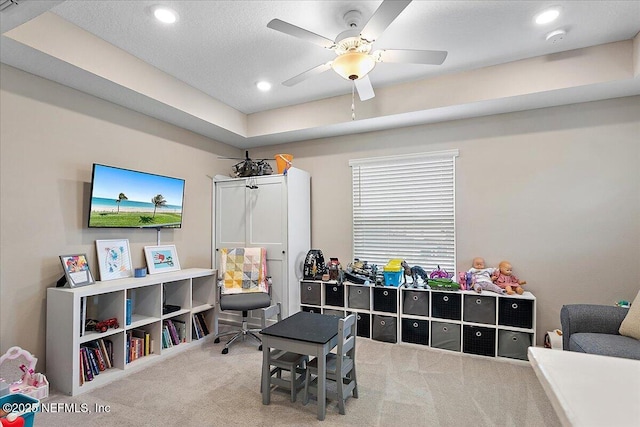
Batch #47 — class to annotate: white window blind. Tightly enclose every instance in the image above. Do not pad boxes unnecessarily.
[350,150,458,272]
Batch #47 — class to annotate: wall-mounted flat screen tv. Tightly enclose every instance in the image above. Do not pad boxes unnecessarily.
[88,164,185,228]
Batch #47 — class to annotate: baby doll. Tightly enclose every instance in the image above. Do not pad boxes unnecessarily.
[494,261,526,295]
[467,257,504,294]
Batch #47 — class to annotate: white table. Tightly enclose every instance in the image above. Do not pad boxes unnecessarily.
[528,347,640,427]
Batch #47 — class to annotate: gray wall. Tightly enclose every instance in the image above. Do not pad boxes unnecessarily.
[1,63,639,369]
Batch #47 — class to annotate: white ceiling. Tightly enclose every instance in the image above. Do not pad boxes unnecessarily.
[1,1,639,149]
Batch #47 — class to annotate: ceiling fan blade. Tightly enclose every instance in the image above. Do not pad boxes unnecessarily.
[282,62,333,87]
[354,75,375,101]
[267,19,335,49]
[360,0,412,42]
[377,49,448,65]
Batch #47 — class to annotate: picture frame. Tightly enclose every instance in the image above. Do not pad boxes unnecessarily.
[95,239,133,281]
[59,254,95,288]
[144,245,181,274]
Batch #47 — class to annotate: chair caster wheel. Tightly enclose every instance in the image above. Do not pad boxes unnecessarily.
[258,345,262,351]
[214,338,220,343]
[222,348,228,354]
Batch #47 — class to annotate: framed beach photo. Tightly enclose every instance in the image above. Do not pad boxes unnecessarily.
[59,254,95,288]
[144,245,181,274]
[96,239,133,281]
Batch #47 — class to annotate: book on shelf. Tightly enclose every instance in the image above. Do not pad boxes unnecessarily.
[126,298,132,326]
[80,296,87,337]
[172,319,187,343]
[196,312,210,336]
[163,320,180,346]
[104,339,113,364]
[132,329,150,357]
[192,318,201,340]
[80,347,94,381]
[98,338,112,369]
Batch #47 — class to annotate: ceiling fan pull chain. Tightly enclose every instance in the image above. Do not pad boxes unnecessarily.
[351,80,356,121]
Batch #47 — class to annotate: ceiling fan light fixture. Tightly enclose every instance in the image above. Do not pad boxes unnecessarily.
[256,81,272,91]
[331,52,376,81]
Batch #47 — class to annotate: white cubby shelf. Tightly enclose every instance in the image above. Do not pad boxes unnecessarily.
[46,268,216,396]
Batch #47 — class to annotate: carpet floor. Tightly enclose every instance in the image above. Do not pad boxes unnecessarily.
[35,333,561,426]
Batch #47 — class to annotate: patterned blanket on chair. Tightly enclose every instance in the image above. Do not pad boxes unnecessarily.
[220,247,268,294]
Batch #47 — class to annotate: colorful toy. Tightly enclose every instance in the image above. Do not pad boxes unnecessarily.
[429,265,454,279]
[493,261,526,295]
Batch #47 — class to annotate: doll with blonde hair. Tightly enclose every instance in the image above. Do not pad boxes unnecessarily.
[494,261,526,295]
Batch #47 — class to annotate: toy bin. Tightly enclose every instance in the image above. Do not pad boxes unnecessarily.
[0,393,39,427]
[382,259,403,287]
[383,271,402,287]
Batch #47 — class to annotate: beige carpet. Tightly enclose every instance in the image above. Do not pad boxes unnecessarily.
[35,333,561,426]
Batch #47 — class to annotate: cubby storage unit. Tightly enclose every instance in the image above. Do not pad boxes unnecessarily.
[47,268,216,396]
[300,279,536,360]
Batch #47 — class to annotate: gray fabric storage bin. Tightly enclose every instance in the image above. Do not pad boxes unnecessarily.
[498,329,533,360]
[300,281,321,305]
[323,308,345,317]
[402,290,430,316]
[430,321,461,352]
[348,285,370,310]
[372,314,397,343]
[463,294,496,325]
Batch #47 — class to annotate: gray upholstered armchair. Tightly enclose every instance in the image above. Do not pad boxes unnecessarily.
[560,304,640,360]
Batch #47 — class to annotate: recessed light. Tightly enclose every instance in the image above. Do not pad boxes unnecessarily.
[535,8,560,25]
[256,81,272,92]
[153,6,178,24]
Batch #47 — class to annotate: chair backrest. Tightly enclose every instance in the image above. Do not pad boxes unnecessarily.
[218,247,269,295]
[261,302,283,328]
[336,314,357,370]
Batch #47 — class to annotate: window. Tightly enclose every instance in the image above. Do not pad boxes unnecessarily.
[350,149,458,272]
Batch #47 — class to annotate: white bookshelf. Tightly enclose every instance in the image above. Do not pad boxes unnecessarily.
[46,268,216,396]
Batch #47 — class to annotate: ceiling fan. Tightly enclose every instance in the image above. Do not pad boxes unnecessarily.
[267,0,447,102]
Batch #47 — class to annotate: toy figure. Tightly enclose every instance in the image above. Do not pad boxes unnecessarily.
[494,261,526,295]
[467,257,504,294]
[401,261,429,288]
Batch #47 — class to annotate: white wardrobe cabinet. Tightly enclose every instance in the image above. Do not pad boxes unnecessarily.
[214,168,310,325]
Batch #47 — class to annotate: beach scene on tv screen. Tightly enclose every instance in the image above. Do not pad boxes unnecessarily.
[89,165,184,228]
